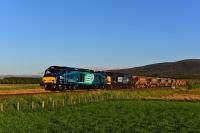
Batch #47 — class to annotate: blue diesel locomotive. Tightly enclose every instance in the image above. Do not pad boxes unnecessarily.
[42,66,107,90]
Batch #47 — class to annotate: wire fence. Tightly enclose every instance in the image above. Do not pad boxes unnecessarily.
[0,89,179,112]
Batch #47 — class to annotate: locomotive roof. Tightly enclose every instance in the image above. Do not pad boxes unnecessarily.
[106,71,131,77]
[48,66,93,72]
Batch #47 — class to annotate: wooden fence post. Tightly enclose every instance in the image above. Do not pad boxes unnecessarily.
[17,101,20,111]
[52,100,55,110]
[42,101,45,109]
[62,99,65,107]
[0,103,3,112]
[32,101,35,110]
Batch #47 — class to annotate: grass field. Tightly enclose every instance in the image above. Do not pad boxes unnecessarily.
[0,88,199,132]
[0,84,40,90]
[0,100,200,133]
[191,84,200,89]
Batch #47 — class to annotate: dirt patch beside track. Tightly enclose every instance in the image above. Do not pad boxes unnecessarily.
[0,89,51,96]
[161,94,200,101]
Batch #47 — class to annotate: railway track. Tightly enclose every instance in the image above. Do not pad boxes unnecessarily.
[0,88,109,96]
[0,89,52,96]
[1,88,198,101]
[0,87,173,96]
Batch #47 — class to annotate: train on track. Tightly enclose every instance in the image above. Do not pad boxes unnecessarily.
[42,66,187,90]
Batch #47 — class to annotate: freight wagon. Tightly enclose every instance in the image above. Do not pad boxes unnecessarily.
[133,76,149,88]
[176,80,187,87]
[147,77,160,88]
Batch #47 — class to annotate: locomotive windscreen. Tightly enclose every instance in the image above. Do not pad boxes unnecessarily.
[44,68,59,77]
[44,66,66,77]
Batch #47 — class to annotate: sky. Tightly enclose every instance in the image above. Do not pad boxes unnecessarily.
[0,0,200,75]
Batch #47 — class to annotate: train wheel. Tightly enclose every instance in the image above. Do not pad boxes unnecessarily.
[44,84,50,90]
[69,86,73,91]
[45,84,54,91]
[58,85,64,91]
[108,85,112,90]
[51,85,56,91]
[73,85,78,90]
[66,86,70,90]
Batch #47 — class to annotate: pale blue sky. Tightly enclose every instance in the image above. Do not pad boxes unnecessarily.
[0,0,199,75]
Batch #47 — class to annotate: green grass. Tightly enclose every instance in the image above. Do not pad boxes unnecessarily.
[0,84,40,90]
[0,100,199,133]
[191,84,200,89]
[0,89,199,132]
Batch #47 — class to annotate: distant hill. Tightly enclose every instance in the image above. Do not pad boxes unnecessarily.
[110,59,200,79]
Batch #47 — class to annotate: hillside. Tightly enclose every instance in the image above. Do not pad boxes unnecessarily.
[111,59,200,79]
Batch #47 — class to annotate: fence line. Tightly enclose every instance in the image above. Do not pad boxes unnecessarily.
[0,96,115,112]
[0,89,177,112]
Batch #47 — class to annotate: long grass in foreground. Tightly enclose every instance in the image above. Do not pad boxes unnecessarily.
[0,100,199,133]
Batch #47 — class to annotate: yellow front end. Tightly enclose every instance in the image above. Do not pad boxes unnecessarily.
[106,76,112,85]
[42,77,56,84]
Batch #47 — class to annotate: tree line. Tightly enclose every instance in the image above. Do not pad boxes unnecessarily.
[0,77,42,84]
